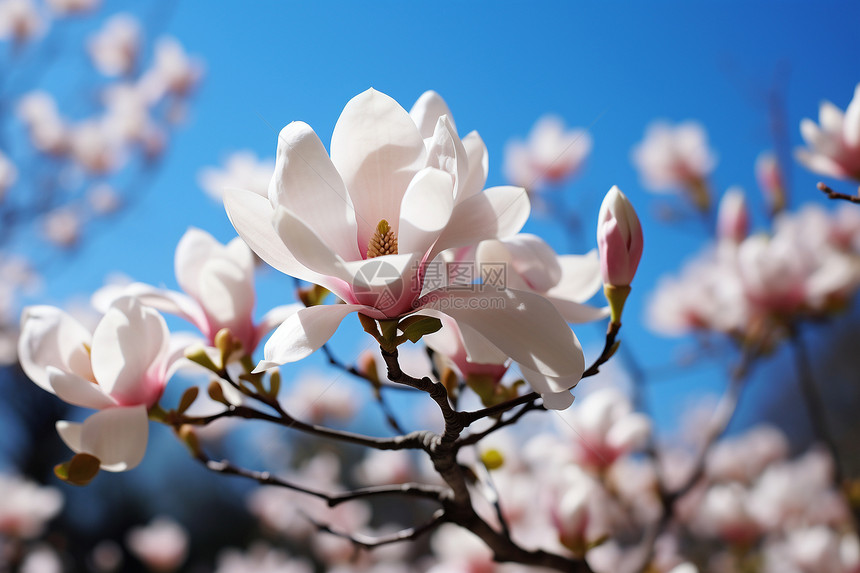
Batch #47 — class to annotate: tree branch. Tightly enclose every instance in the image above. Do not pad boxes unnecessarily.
[306,509,447,551]
[818,182,860,203]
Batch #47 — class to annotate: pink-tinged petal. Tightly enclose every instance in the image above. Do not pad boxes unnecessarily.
[18,305,93,393]
[800,118,825,149]
[268,121,360,260]
[330,89,427,249]
[597,187,644,287]
[48,367,115,410]
[425,116,469,201]
[224,187,330,285]
[459,131,488,201]
[78,406,149,471]
[419,287,584,378]
[255,304,367,371]
[819,101,844,134]
[410,90,456,139]
[56,420,83,453]
[341,253,421,316]
[606,413,651,451]
[174,227,219,301]
[795,148,847,179]
[520,366,577,409]
[90,298,169,407]
[398,167,455,256]
[272,206,354,300]
[547,250,604,303]
[254,303,303,348]
[198,257,254,328]
[430,185,530,260]
[160,332,203,381]
[473,239,532,291]
[478,234,562,293]
[843,83,860,148]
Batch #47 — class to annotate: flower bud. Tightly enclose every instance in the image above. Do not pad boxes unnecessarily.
[756,152,786,214]
[717,187,749,243]
[597,186,644,289]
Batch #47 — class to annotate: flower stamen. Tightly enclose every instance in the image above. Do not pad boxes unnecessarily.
[367,219,398,258]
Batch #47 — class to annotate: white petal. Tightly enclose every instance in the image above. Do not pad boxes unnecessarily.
[545,296,610,323]
[224,187,329,284]
[174,227,219,301]
[90,298,168,406]
[430,186,530,260]
[96,282,208,335]
[268,121,360,260]
[197,256,254,327]
[420,287,584,378]
[48,367,115,410]
[819,101,845,134]
[844,83,860,148]
[458,131,488,201]
[398,167,455,255]
[256,304,366,370]
[81,406,149,471]
[410,90,456,139]
[606,414,651,452]
[330,89,427,250]
[547,250,604,303]
[254,303,303,346]
[18,305,93,393]
[425,115,469,200]
[56,420,84,454]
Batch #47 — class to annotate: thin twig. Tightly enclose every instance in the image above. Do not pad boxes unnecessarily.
[306,509,447,550]
[818,182,860,204]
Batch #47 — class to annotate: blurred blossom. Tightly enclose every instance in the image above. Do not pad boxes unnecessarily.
[0,474,63,538]
[0,150,18,199]
[126,517,189,573]
[215,543,313,573]
[103,83,155,144]
[70,119,123,174]
[19,544,63,573]
[503,115,592,191]
[17,92,68,154]
[354,449,414,486]
[143,38,203,98]
[282,370,357,424]
[87,183,121,214]
[553,388,651,471]
[198,151,274,200]
[91,540,123,573]
[705,425,789,484]
[755,151,787,213]
[0,0,43,43]
[689,482,761,544]
[46,0,99,15]
[88,13,141,77]
[715,187,749,244]
[632,120,716,209]
[796,83,860,182]
[41,207,81,247]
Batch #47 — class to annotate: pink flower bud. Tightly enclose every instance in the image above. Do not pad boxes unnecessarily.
[755,151,786,213]
[597,186,644,287]
[717,187,749,243]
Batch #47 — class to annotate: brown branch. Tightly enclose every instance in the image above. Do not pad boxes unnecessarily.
[457,401,544,447]
[818,182,860,203]
[306,509,447,551]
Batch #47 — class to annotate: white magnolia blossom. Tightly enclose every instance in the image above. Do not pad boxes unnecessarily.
[0,149,18,200]
[18,298,190,470]
[631,120,716,199]
[0,474,63,538]
[41,207,81,247]
[225,88,586,408]
[503,115,592,190]
[198,151,274,200]
[141,38,202,99]
[17,92,68,154]
[126,517,189,573]
[796,83,860,182]
[94,227,299,355]
[0,0,43,43]
[705,425,789,484]
[88,13,141,77]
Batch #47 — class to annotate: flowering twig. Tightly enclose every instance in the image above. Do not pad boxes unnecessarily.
[818,182,860,204]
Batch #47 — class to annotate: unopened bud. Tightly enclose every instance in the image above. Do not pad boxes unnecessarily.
[597,186,644,288]
[717,187,749,243]
[185,344,220,372]
[208,381,229,405]
[756,151,786,214]
[357,351,380,388]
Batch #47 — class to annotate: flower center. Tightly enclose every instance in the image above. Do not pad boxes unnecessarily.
[367,219,398,258]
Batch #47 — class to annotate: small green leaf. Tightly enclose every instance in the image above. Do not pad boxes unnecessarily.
[401,316,443,343]
[55,453,101,486]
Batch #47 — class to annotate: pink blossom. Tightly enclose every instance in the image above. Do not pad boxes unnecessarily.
[716,187,750,243]
[597,186,644,287]
[87,14,141,76]
[796,83,860,182]
[503,115,592,191]
[126,517,189,573]
[755,151,786,212]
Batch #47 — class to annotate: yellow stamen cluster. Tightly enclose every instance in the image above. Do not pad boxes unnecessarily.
[367,219,398,258]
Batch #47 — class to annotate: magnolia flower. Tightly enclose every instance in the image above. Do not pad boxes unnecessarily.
[103,83,155,144]
[88,14,141,77]
[553,388,651,471]
[716,187,749,243]
[215,543,313,573]
[0,149,17,200]
[225,89,585,407]
[95,227,297,356]
[632,120,716,209]
[70,119,123,173]
[706,425,789,484]
[16,92,68,155]
[0,0,43,43]
[198,151,274,200]
[126,517,189,573]
[503,115,592,191]
[18,298,188,470]
[142,38,202,98]
[756,151,786,213]
[41,207,81,247]
[690,482,762,544]
[796,83,860,182]
[0,474,63,538]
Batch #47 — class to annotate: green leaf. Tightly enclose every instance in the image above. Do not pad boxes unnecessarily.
[55,453,101,486]
[401,316,443,343]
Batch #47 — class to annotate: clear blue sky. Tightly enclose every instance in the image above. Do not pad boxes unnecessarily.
[24,0,860,435]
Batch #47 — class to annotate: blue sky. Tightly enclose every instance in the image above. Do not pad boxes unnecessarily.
[19,0,860,435]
